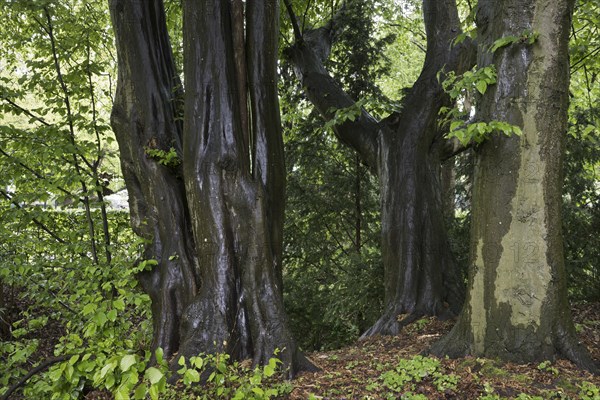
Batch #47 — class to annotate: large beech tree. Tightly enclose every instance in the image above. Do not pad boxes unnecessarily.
[109,0,313,375]
[287,0,476,335]
[430,0,598,372]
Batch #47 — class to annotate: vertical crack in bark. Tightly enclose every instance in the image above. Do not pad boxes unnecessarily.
[176,0,314,377]
[232,0,249,171]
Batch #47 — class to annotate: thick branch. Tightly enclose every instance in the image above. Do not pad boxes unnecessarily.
[283,0,303,42]
[284,2,381,172]
[407,0,477,151]
[247,0,286,289]
[438,136,473,161]
[286,42,381,172]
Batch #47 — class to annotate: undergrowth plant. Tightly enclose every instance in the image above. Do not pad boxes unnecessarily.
[368,355,459,398]
[167,352,290,400]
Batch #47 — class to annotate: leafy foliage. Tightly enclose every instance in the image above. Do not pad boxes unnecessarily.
[373,355,459,395]
[439,65,522,145]
[281,103,384,349]
[563,0,600,301]
[488,29,539,53]
[0,210,153,399]
[143,146,181,168]
[170,352,290,400]
[0,1,154,398]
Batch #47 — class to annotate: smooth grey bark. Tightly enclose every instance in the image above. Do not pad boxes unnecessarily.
[287,0,476,335]
[441,160,456,220]
[430,0,598,373]
[110,0,313,377]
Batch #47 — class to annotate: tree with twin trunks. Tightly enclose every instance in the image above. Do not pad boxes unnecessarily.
[109,0,314,376]
[286,0,476,335]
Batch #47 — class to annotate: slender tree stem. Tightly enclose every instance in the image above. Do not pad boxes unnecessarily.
[354,155,362,253]
[0,147,77,200]
[85,32,112,265]
[43,7,98,265]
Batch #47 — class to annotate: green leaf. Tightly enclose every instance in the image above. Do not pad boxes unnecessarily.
[120,354,137,372]
[64,363,74,381]
[232,392,245,400]
[490,35,518,52]
[105,373,116,389]
[133,384,147,399]
[183,368,200,385]
[453,32,467,46]
[100,361,117,379]
[107,309,118,322]
[450,120,462,132]
[115,387,130,400]
[264,364,275,377]
[145,367,164,385]
[155,348,164,362]
[476,80,488,95]
[82,303,96,315]
[93,311,108,327]
[192,357,204,369]
[113,298,125,311]
[149,384,159,400]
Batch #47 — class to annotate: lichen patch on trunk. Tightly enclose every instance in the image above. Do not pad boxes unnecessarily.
[493,130,551,328]
[470,239,487,353]
[490,3,563,330]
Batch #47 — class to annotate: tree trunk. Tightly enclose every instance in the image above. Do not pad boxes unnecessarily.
[430,0,598,373]
[110,0,313,377]
[0,282,9,340]
[441,160,456,220]
[110,0,198,360]
[288,0,476,336]
[365,53,466,335]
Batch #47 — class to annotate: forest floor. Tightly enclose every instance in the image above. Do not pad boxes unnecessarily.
[288,302,600,399]
[4,300,599,399]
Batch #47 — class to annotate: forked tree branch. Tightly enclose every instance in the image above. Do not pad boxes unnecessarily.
[283,0,382,172]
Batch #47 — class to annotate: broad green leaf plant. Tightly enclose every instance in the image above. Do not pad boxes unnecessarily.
[438,31,541,145]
